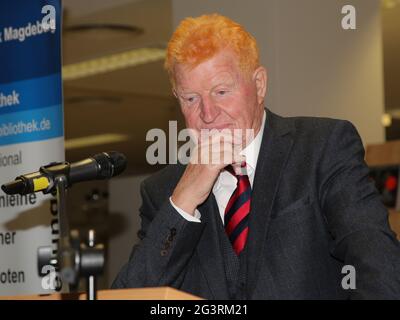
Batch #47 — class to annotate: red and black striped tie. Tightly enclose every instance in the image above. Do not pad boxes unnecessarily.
[224,163,251,255]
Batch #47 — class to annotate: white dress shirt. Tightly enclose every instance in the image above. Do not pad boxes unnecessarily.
[170,110,266,224]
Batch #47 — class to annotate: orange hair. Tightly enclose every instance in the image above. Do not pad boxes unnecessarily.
[165,14,260,83]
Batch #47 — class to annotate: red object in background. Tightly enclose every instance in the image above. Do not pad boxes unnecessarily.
[385,175,398,191]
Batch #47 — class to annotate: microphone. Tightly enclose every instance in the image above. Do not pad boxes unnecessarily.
[1,151,127,195]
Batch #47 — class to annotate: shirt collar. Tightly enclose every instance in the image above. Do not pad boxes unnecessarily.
[239,110,266,177]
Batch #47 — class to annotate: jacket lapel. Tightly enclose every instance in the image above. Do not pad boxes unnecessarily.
[196,192,230,299]
[246,109,295,297]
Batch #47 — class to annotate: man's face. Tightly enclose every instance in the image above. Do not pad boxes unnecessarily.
[173,49,266,143]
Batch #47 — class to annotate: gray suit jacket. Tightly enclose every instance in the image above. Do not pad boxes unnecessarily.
[112,109,400,299]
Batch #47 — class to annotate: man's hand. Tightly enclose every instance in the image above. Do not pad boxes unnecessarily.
[171,131,244,215]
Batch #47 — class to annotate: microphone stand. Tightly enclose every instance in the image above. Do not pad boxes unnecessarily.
[38,174,105,300]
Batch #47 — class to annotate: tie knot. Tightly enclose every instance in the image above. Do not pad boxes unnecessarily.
[226,162,248,177]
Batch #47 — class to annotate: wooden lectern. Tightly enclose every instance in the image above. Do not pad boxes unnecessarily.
[0,287,202,300]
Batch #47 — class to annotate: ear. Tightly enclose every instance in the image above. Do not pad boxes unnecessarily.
[252,66,267,105]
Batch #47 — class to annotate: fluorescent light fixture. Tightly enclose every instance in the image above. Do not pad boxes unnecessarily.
[62,47,166,81]
[382,0,400,9]
[65,133,130,150]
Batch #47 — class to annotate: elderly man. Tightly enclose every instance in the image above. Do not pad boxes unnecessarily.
[112,14,400,299]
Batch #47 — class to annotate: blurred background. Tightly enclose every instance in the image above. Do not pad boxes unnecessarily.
[59,0,400,289]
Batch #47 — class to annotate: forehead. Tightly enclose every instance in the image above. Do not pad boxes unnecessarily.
[173,50,241,89]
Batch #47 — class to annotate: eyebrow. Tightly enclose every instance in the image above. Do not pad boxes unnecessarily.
[210,79,236,91]
[212,81,234,88]
[176,73,236,95]
[176,91,198,97]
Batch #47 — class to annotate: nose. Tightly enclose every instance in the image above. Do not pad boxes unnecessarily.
[200,96,220,124]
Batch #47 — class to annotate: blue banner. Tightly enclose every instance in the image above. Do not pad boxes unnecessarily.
[0,0,63,146]
[0,0,64,296]
[0,0,62,84]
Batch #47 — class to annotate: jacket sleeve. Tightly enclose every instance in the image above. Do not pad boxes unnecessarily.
[111,179,206,289]
[318,120,400,299]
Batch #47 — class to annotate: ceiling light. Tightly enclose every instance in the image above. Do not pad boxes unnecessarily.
[62,47,166,81]
[64,23,143,35]
[382,0,400,9]
[65,134,130,150]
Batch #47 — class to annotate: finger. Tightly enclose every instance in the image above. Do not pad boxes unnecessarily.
[187,128,200,144]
